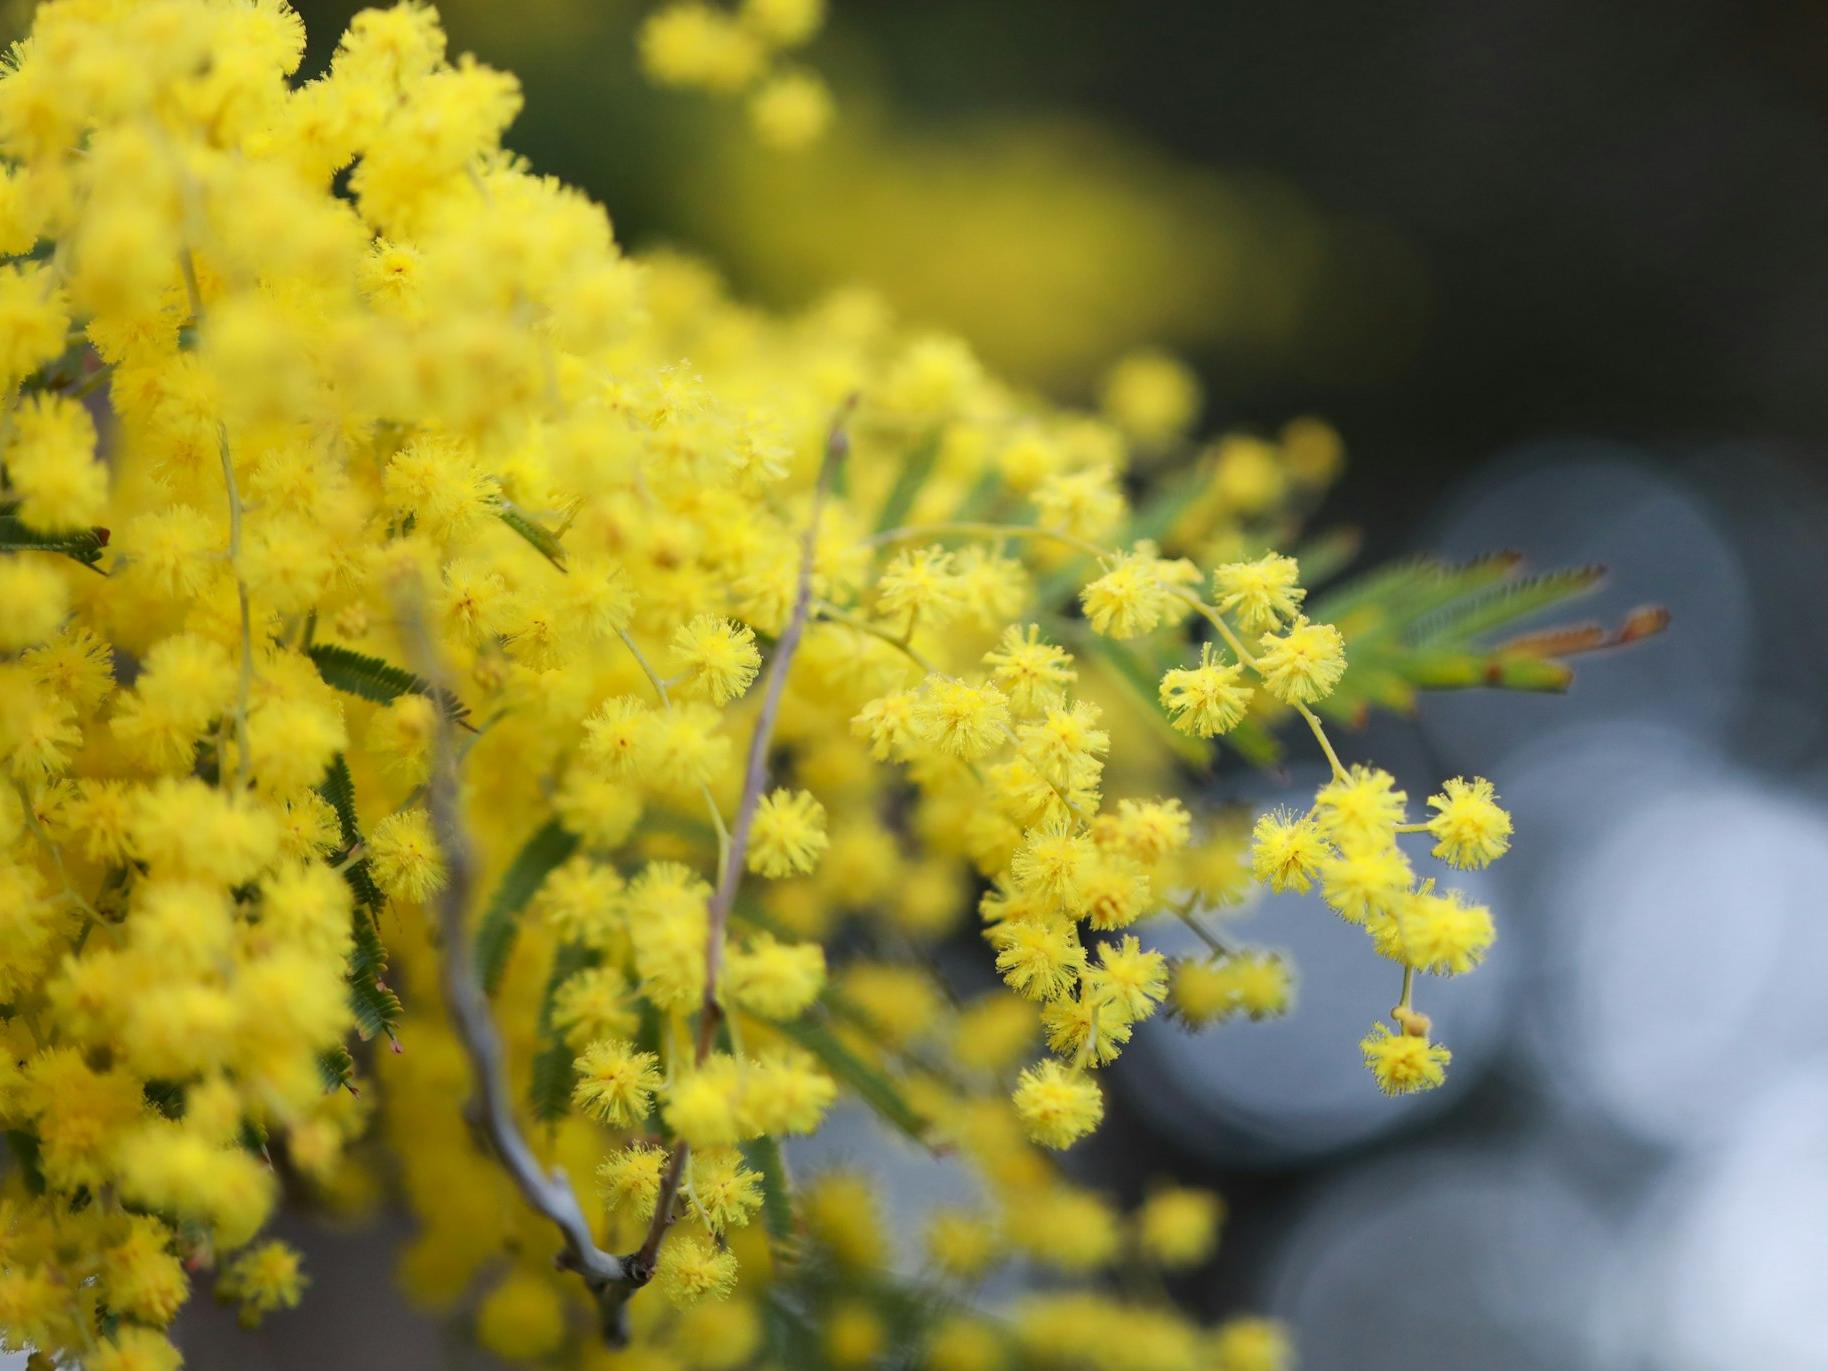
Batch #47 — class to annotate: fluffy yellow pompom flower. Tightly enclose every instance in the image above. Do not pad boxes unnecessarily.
[366,808,445,903]
[982,623,1077,715]
[665,1059,747,1148]
[1159,641,1252,737]
[571,1038,663,1126]
[1314,764,1407,844]
[1079,551,1171,639]
[1254,615,1347,704]
[1220,950,1295,1020]
[87,1329,184,1371]
[749,70,832,150]
[743,1052,837,1134]
[1249,810,1327,893]
[1396,887,1496,975]
[742,0,825,47]
[7,393,105,531]
[725,932,826,1019]
[0,262,68,388]
[653,1231,740,1306]
[598,1143,669,1220]
[1138,1186,1224,1268]
[687,1148,764,1233]
[1100,347,1202,446]
[0,556,68,651]
[989,918,1086,1002]
[1012,1059,1103,1149]
[1425,775,1513,869]
[672,614,762,704]
[925,1209,1001,1279]
[747,787,829,877]
[99,1217,189,1327]
[1359,1022,1451,1095]
[914,677,1010,759]
[1210,1315,1295,1371]
[217,1241,307,1328]
[550,966,639,1048]
[877,545,969,630]
[1211,554,1305,634]
[475,1270,567,1362]
[1319,838,1412,925]
[640,3,765,93]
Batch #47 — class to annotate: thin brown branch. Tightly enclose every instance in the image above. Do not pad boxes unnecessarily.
[636,396,855,1270]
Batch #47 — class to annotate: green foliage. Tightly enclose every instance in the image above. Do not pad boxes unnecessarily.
[0,512,109,570]
[529,942,597,1123]
[1311,553,1667,721]
[498,505,568,570]
[474,820,579,996]
[873,430,943,533]
[741,1134,795,1243]
[1074,628,1280,768]
[775,1013,929,1145]
[305,643,470,723]
[316,754,400,1046]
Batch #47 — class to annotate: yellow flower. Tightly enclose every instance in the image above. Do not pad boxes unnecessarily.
[1396,887,1495,975]
[598,1143,669,1220]
[1079,551,1171,639]
[1359,1022,1451,1095]
[653,1231,740,1306]
[1100,347,1202,446]
[570,1038,662,1126]
[1254,615,1347,704]
[1012,1059,1103,1149]
[914,677,1011,760]
[1249,810,1327,893]
[1137,1187,1224,1268]
[1211,554,1304,634]
[1210,1316,1294,1371]
[1314,764,1407,845]
[672,614,762,704]
[217,1241,307,1328]
[982,623,1077,715]
[1159,641,1252,737]
[747,787,830,877]
[726,932,826,1019]
[1425,775,1513,869]
[366,808,445,904]
[750,71,833,150]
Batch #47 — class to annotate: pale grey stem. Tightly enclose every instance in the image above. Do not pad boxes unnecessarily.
[402,601,644,1342]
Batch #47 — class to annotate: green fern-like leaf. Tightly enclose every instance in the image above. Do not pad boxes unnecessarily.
[0,514,109,570]
[742,1134,796,1242]
[1310,553,1664,722]
[305,643,469,723]
[528,942,596,1123]
[350,974,403,1043]
[873,430,943,533]
[498,506,567,570]
[474,820,579,996]
[775,1014,930,1145]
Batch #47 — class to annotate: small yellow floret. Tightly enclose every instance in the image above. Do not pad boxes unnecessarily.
[747,787,829,878]
[1359,1022,1450,1095]
[1425,775,1513,869]
[1254,615,1347,704]
[1012,1059,1103,1149]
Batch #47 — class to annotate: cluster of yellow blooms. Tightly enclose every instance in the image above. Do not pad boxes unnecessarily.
[637,0,833,150]
[0,2,1524,1368]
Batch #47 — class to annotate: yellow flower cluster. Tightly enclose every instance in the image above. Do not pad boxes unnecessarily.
[638,0,834,149]
[0,2,1529,1367]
